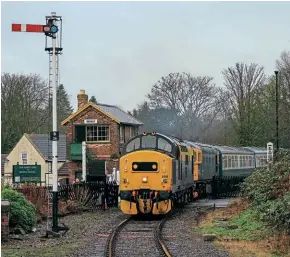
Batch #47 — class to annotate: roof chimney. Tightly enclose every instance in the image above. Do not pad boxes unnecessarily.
[77,89,88,109]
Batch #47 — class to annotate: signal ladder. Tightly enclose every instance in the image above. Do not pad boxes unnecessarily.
[48,52,60,91]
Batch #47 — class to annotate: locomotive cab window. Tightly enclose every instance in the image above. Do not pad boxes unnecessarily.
[126,138,141,153]
[158,138,172,153]
[142,135,156,148]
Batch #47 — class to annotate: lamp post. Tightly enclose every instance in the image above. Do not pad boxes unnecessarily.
[274,70,279,151]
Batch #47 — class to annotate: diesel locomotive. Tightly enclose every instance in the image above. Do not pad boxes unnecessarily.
[119,132,267,216]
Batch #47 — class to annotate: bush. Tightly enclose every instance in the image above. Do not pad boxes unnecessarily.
[241,150,290,233]
[1,187,36,232]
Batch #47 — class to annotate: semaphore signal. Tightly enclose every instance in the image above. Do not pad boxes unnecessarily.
[11,12,66,236]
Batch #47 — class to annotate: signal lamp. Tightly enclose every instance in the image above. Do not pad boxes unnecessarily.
[43,24,58,34]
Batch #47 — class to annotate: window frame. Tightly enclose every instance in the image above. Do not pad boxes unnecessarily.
[120,126,124,143]
[21,152,28,165]
[86,125,110,143]
[129,126,135,138]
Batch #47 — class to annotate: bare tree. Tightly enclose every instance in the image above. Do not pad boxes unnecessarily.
[276,51,290,148]
[147,72,220,140]
[221,63,266,145]
[1,73,50,152]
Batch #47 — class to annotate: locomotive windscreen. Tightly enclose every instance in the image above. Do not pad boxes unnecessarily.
[132,162,158,172]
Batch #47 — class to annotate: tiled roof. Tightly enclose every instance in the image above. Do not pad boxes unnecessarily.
[96,103,143,125]
[58,162,69,175]
[26,134,67,161]
[61,102,143,126]
[1,154,8,175]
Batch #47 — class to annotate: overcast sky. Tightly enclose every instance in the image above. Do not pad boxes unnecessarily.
[2,1,290,112]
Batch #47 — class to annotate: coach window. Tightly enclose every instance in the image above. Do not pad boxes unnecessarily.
[142,135,156,148]
[228,156,232,168]
[126,138,140,153]
[235,156,238,168]
[158,138,172,153]
[223,156,227,169]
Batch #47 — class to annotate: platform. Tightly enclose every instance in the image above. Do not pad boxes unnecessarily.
[186,198,236,208]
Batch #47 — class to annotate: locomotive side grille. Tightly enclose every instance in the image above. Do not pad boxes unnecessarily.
[132,162,158,172]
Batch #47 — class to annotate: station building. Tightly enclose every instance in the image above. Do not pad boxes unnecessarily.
[61,90,143,182]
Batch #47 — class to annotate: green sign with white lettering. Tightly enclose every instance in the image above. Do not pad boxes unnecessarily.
[13,164,41,183]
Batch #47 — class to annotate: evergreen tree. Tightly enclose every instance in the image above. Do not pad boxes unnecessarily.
[89,96,97,104]
[43,84,73,133]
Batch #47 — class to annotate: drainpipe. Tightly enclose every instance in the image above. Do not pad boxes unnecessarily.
[82,141,86,182]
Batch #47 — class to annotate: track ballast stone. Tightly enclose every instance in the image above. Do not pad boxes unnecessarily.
[162,207,229,257]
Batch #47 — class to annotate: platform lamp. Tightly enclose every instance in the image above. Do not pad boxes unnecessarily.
[274,70,279,152]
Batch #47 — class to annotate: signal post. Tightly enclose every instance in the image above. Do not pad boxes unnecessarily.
[12,12,67,233]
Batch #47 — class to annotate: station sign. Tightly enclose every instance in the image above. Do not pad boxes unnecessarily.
[13,164,41,183]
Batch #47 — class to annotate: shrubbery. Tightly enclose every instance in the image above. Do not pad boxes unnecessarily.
[1,186,36,232]
[241,149,290,233]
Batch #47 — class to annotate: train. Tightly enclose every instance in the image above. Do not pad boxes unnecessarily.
[119,132,267,216]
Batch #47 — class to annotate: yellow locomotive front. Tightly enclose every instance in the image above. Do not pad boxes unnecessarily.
[119,133,175,215]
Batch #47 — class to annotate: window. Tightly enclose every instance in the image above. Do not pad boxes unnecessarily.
[223,156,227,169]
[21,152,28,165]
[142,135,156,148]
[228,156,232,168]
[249,156,252,167]
[234,156,238,168]
[158,138,172,152]
[129,127,135,138]
[126,138,141,153]
[120,126,124,143]
[86,125,110,142]
[48,162,52,172]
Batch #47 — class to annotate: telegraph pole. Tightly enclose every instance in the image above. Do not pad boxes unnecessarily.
[12,12,66,233]
[274,70,279,151]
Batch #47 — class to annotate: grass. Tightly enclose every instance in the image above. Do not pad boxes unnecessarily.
[196,199,290,257]
[201,208,269,241]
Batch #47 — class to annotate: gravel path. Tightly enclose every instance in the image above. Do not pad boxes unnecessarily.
[2,207,229,257]
[162,207,230,257]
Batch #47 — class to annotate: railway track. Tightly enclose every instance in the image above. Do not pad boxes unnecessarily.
[104,211,178,257]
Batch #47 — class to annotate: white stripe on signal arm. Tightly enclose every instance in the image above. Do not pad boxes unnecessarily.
[21,24,26,32]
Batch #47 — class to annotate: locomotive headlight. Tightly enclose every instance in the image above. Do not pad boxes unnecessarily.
[142,177,147,183]
[133,164,138,169]
[152,164,157,169]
